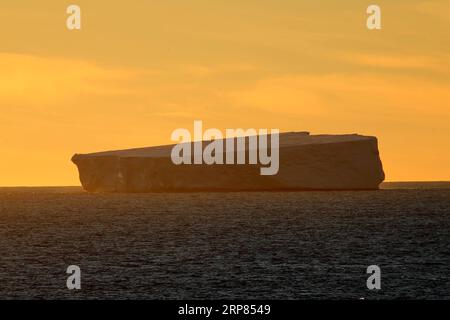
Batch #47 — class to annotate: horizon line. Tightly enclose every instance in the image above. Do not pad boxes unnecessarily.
[1,181,450,188]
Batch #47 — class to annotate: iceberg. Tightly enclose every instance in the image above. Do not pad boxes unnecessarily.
[71,132,385,192]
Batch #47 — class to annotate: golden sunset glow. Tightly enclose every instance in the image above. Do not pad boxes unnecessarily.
[0,0,449,185]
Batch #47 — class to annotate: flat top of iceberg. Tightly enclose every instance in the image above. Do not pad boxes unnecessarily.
[74,132,376,159]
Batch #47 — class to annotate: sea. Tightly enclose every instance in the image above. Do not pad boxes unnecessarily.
[0,182,448,300]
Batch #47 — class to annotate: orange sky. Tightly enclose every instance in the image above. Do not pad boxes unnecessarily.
[0,0,449,186]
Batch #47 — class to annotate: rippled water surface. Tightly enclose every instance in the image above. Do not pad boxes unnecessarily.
[0,185,449,299]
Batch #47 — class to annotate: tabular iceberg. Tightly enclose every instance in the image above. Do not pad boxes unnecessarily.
[72,132,385,192]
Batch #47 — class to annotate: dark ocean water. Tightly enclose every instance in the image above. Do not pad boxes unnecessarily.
[0,183,449,299]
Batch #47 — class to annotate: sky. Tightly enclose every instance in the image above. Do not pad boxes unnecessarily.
[0,0,449,186]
